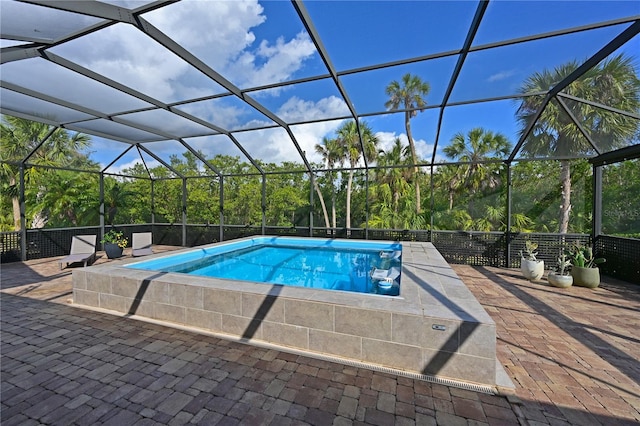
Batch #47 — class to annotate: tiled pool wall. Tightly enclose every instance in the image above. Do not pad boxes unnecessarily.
[72,238,498,387]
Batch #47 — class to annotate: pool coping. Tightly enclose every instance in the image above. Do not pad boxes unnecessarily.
[72,237,502,387]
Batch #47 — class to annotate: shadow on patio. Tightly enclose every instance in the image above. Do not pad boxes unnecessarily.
[1,256,638,425]
[454,265,640,424]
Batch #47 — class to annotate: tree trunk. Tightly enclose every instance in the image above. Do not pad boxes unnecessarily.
[10,176,21,230]
[393,190,400,228]
[405,112,421,213]
[393,191,399,215]
[449,191,454,210]
[313,178,330,229]
[108,206,117,225]
[12,196,21,231]
[559,160,572,234]
[331,191,336,229]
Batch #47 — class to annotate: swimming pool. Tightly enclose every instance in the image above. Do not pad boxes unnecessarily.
[126,237,403,296]
[72,238,501,388]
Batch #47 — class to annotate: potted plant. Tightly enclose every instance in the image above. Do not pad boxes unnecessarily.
[520,239,544,281]
[568,243,605,288]
[547,253,573,288]
[101,229,128,259]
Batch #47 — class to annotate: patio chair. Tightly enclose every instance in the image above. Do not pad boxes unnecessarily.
[59,235,97,270]
[132,232,153,257]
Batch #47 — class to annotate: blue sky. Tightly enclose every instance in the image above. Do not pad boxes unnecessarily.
[4,0,637,173]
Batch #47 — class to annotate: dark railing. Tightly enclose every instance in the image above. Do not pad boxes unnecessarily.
[595,235,640,284]
[1,225,637,283]
[1,226,102,262]
[430,231,506,266]
[1,231,21,263]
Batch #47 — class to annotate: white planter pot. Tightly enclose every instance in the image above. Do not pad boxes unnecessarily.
[548,272,573,288]
[521,258,544,281]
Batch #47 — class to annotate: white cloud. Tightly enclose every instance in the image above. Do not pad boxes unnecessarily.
[245,32,317,87]
[103,158,161,176]
[179,94,347,166]
[280,97,349,164]
[51,23,195,102]
[232,96,348,164]
[140,1,316,91]
[50,0,316,103]
[374,131,435,163]
[289,121,343,164]
[487,70,516,83]
[278,96,349,123]
[43,1,348,167]
[144,0,265,70]
[375,131,405,154]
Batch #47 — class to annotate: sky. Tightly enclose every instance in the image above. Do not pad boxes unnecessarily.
[1,0,639,174]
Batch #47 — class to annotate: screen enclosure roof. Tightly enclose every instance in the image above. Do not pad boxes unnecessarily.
[1,0,639,177]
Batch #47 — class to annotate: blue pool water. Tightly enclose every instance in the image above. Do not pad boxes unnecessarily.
[127,237,402,295]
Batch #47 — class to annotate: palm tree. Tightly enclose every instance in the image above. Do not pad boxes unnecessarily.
[315,137,344,228]
[0,116,91,230]
[443,127,511,196]
[434,164,463,210]
[34,170,99,227]
[104,180,137,225]
[336,121,378,230]
[375,138,412,222]
[385,73,430,213]
[517,53,640,233]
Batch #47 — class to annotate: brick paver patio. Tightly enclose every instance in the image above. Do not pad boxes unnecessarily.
[1,250,639,425]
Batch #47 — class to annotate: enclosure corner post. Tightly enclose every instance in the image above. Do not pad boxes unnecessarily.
[19,164,27,261]
[99,174,105,249]
[506,161,512,268]
[150,179,155,225]
[182,178,187,247]
[365,171,370,240]
[219,176,224,242]
[309,172,314,237]
[429,164,435,238]
[261,175,266,236]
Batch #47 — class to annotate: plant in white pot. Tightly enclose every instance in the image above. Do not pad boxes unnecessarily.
[568,243,605,289]
[547,253,573,288]
[520,240,544,281]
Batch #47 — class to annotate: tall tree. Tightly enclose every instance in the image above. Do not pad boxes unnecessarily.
[311,174,331,230]
[264,168,308,227]
[0,116,91,230]
[443,127,511,195]
[385,73,430,213]
[375,138,412,222]
[104,179,136,225]
[517,53,640,233]
[434,165,463,210]
[33,170,99,227]
[315,137,344,228]
[336,121,378,230]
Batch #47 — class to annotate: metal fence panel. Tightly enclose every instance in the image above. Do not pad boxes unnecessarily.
[2,226,636,284]
[1,231,20,262]
[431,231,507,266]
[596,235,640,284]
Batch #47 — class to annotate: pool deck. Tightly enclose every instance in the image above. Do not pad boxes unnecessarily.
[2,245,639,425]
